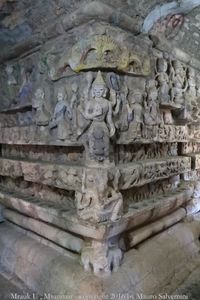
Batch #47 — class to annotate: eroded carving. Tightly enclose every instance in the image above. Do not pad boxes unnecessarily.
[79,71,115,164]
[47,35,151,80]
[75,168,123,223]
[81,237,123,275]
[32,88,50,126]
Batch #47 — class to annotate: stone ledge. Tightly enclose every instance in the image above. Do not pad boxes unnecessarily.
[0,156,191,192]
[118,156,191,189]
[0,124,189,146]
[0,126,82,147]
[0,183,192,240]
[0,220,200,296]
[0,157,83,191]
[118,125,189,144]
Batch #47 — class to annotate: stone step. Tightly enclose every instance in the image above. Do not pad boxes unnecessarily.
[0,183,193,240]
[128,208,186,248]
[0,156,191,192]
[112,184,193,237]
[3,208,84,254]
[0,219,199,296]
[0,187,103,239]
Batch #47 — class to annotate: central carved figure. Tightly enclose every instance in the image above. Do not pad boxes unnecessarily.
[81,71,115,163]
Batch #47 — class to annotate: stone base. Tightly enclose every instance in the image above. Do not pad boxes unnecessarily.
[0,219,200,298]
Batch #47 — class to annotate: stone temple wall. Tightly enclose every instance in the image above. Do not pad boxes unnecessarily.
[0,0,200,296]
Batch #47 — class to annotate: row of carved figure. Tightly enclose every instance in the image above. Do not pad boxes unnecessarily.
[4,58,200,130]
[156,55,200,123]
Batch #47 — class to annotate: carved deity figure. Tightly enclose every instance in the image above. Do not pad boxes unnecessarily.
[75,168,123,223]
[5,64,18,104]
[79,71,115,163]
[50,87,73,140]
[156,58,170,103]
[17,67,33,105]
[126,89,143,137]
[171,60,187,106]
[186,181,200,215]
[144,80,160,125]
[32,88,50,126]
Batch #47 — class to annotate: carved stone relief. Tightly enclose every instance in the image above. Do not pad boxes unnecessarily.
[0,25,198,276]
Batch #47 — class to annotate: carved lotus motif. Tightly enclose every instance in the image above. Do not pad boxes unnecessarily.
[47,35,151,80]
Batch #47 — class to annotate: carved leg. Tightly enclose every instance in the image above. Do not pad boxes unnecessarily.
[81,237,124,275]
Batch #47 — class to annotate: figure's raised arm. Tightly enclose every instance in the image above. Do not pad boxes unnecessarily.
[107,103,115,137]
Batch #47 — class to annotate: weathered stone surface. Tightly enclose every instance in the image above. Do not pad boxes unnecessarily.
[0,182,192,240]
[0,158,83,191]
[3,208,84,254]
[0,0,200,282]
[118,124,189,143]
[118,156,191,189]
[0,220,200,296]
[128,208,186,247]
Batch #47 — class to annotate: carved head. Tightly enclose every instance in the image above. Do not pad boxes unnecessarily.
[129,89,143,104]
[71,82,78,93]
[82,168,109,200]
[157,58,168,72]
[5,65,14,75]
[173,60,184,74]
[35,88,45,99]
[92,71,107,98]
[32,88,45,109]
[188,68,195,78]
[57,86,67,101]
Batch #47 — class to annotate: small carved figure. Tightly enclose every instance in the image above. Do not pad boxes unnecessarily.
[5,64,18,104]
[186,181,200,215]
[32,88,50,126]
[144,80,160,125]
[162,109,174,125]
[79,71,115,163]
[50,87,73,141]
[156,58,170,103]
[17,67,33,105]
[170,60,187,106]
[75,168,123,223]
[126,89,143,137]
